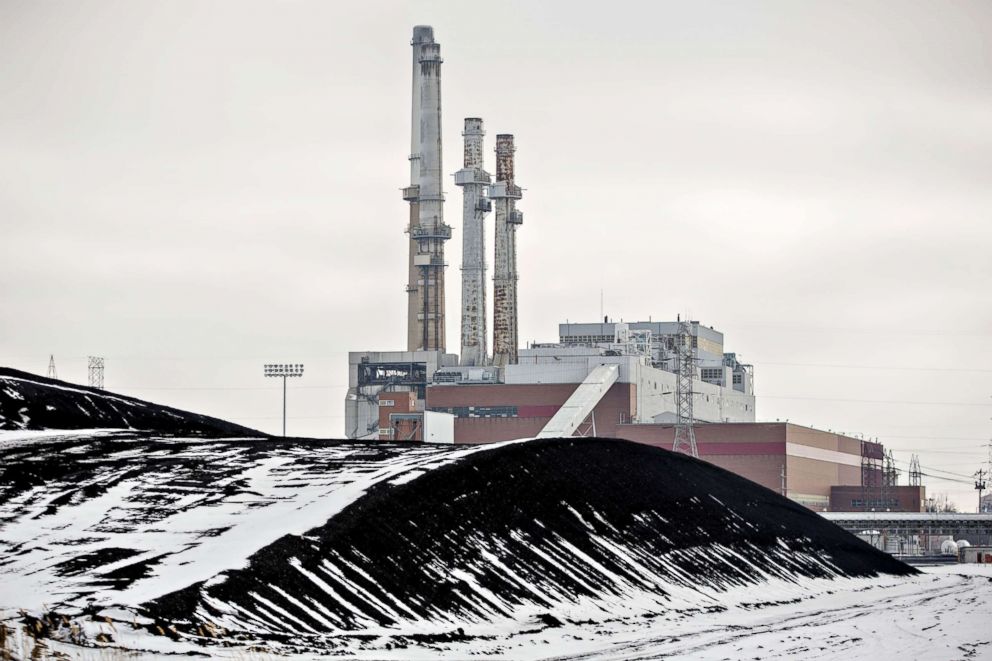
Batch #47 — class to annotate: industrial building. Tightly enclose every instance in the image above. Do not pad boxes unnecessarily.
[343,25,755,441]
[342,25,916,518]
[822,512,992,555]
[348,317,757,443]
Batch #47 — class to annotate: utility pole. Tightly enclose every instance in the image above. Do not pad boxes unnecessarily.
[976,468,987,514]
[263,363,304,437]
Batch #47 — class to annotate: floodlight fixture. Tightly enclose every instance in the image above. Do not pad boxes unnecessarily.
[263,362,305,436]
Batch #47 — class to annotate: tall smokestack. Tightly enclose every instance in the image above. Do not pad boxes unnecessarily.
[491,134,523,367]
[455,118,492,366]
[404,26,449,352]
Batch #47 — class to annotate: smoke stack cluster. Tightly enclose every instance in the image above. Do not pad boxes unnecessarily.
[402,27,524,367]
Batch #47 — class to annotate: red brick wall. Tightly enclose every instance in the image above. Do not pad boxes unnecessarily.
[427,383,637,442]
[615,423,787,494]
[454,417,547,444]
[378,391,418,441]
[830,485,926,512]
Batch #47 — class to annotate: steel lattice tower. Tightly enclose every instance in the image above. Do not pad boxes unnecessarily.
[908,454,922,487]
[860,438,882,510]
[880,449,899,510]
[47,354,58,380]
[87,356,104,389]
[672,318,698,457]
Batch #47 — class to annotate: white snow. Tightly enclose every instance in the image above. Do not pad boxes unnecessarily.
[1,375,147,409]
[0,428,123,448]
[4,430,990,660]
[0,434,530,613]
[5,564,990,659]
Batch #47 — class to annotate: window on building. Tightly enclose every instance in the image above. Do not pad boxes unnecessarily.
[701,368,723,382]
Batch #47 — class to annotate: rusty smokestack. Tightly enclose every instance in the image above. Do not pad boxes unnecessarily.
[491,134,523,367]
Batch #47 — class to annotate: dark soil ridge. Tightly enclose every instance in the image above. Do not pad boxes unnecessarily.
[147,437,915,634]
[0,366,263,435]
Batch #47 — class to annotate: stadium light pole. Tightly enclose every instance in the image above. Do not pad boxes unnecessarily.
[264,363,304,437]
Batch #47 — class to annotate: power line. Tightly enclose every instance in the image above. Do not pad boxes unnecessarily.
[918,473,974,486]
[729,323,991,337]
[760,361,992,374]
[876,437,988,443]
[115,385,348,391]
[231,415,345,420]
[890,457,977,481]
[887,449,989,456]
[761,395,991,407]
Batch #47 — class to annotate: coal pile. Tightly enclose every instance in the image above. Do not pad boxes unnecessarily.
[0,376,916,655]
[146,437,914,636]
[0,366,261,435]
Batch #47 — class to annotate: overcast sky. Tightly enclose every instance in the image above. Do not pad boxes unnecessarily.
[2,1,990,508]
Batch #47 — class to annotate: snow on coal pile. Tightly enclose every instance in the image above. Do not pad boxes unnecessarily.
[0,366,261,435]
[0,426,917,658]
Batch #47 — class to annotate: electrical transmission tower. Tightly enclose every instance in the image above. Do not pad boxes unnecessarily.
[985,440,992,513]
[672,317,698,458]
[88,356,105,389]
[884,449,899,486]
[47,355,58,380]
[860,438,882,511]
[880,449,899,511]
[976,468,988,514]
[908,454,922,487]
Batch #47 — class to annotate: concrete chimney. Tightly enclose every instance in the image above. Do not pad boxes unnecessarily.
[455,118,492,366]
[403,27,449,352]
[491,134,523,367]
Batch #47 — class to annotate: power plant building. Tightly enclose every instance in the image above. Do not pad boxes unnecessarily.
[343,25,891,515]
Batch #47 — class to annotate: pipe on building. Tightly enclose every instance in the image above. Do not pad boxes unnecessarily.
[455,118,492,366]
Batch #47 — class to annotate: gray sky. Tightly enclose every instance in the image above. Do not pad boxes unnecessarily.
[2,1,990,509]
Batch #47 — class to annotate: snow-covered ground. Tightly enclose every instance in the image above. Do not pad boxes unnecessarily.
[3,565,989,659]
[257,564,992,660]
[3,429,987,660]
[0,430,520,613]
[522,564,992,661]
